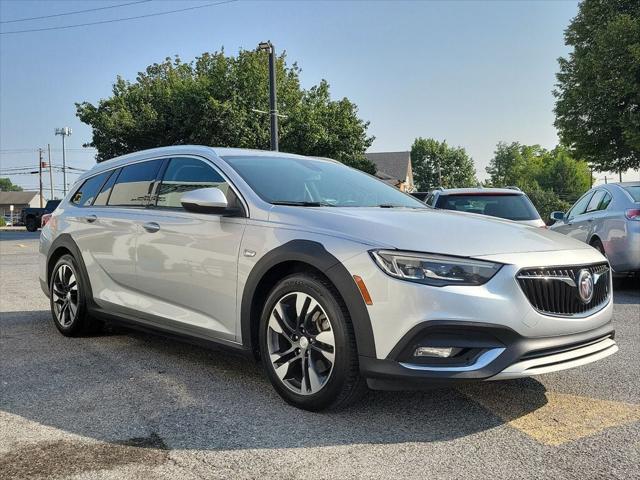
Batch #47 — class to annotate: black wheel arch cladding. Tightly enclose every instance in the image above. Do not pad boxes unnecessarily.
[47,234,96,309]
[241,240,376,359]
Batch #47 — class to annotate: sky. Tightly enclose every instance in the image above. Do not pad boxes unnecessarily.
[1,0,635,197]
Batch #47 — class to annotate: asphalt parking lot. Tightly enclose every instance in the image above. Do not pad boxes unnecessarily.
[1,230,639,480]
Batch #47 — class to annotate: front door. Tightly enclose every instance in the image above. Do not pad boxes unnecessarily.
[134,157,247,341]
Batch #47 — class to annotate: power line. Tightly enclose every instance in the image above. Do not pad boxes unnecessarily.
[0,0,238,35]
[0,0,152,24]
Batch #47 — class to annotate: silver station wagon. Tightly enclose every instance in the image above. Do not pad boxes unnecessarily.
[40,146,618,410]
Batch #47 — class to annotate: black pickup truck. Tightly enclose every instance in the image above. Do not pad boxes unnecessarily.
[21,199,60,232]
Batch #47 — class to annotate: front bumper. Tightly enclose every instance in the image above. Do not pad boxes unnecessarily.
[360,322,617,390]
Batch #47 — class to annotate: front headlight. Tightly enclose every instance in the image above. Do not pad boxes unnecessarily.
[370,250,502,287]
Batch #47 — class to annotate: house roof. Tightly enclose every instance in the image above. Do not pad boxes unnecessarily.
[365,151,411,183]
[0,191,38,205]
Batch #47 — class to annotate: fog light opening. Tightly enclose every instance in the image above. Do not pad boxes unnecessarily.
[414,346,462,358]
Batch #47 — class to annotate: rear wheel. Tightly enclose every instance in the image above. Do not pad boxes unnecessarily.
[49,254,99,336]
[259,272,366,411]
[26,217,38,232]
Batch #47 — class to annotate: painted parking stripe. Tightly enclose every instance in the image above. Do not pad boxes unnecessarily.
[460,383,640,446]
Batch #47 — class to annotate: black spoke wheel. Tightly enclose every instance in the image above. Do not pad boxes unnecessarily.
[49,254,97,336]
[259,272,366,411]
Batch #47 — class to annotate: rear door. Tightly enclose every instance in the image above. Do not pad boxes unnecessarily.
[72,159,163,310]
[134,156,247,341]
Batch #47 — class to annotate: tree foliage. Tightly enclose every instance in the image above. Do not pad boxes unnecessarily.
[485,142,591,202]
[76,49,375,172]
[554,0,640,173]
[485,142,591,223]
[410,137,477,191]
[0,178,23,192]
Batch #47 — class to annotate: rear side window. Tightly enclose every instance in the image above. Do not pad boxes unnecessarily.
[156,158,227,208]
[599,192,612,210]
[93,169,120,206]
[435,194,540,221]
[586,190,606,212]
[70,171,111,207]
[108,160,163,207]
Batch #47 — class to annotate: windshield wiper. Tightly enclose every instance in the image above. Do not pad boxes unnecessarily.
[271,201,335,207]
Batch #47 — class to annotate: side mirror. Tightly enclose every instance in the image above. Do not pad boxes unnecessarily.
[181,188,236,215]
[550,211,565,222]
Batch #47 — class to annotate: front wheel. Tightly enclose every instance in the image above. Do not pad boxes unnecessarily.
[259,273,366,411]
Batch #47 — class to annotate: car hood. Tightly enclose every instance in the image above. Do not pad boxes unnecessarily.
[268,207,592,257]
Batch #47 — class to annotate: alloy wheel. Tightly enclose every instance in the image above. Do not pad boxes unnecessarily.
[266,291,336,395]
[52,264,79,327]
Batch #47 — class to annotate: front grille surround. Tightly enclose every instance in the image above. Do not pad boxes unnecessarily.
[516,262,610,317]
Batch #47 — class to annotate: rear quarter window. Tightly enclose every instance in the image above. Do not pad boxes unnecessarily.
[70,171,112,207]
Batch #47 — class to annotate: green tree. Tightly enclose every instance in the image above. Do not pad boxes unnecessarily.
[526,187,572,225]
[76,49,375,172]
[0,178,23,191]
[410,138,477,191]
[485,142,545,191]
[537,146,592,202]
[554,0,640,173]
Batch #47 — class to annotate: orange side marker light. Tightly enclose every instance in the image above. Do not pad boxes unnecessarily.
[353,275,373,305]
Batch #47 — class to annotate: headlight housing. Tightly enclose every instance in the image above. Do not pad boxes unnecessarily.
[370,250,502,287]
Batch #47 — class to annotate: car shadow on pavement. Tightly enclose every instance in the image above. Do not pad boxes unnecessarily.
[0,310,550,451]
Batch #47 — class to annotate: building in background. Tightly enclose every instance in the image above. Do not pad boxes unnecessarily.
[0,191,46,220]
[365,151,415,192]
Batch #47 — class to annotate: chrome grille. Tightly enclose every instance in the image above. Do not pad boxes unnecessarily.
[516,263,610,316]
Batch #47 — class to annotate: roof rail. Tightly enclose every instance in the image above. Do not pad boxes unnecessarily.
[505,186,521,191]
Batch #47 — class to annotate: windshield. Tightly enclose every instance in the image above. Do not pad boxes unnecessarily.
[436,193,540,221]
[623,185,640,202]
[222,155,426,208]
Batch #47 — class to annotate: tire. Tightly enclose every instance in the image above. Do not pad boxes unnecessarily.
[259,272,367,411]
[26,217,38,232]
[49,254,100,336]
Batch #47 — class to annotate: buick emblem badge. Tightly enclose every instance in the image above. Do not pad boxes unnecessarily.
[577,269,594,304]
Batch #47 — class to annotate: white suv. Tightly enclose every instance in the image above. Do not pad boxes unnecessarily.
[40,146,617,410]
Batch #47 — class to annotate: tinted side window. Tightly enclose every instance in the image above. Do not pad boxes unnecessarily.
[70,171,112,207]
[586,190,606,212]
[93,169,120,206]
[108,160,162,207]
[598,192,612,210]
[567,192,594,220]
[425,194,435,206]
[156,158,227,208]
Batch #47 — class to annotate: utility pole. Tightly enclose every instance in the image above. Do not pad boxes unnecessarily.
[47,144,54,199]
[619,171,623,183]
[258,41,278,151]
[55,127,72,195]
[38,148,44,207]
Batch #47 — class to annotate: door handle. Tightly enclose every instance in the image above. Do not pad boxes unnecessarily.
[142,222,160,233]
[85,215,97,223]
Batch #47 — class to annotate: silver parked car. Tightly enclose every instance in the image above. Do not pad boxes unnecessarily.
[424,187,546,227]
[550,182,640,273]
[40,147,617,410]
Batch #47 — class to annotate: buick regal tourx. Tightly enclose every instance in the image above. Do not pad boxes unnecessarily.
[40,147,618,410]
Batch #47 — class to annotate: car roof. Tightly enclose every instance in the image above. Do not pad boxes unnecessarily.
[76,146,333,183]
[434,187,524,195]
